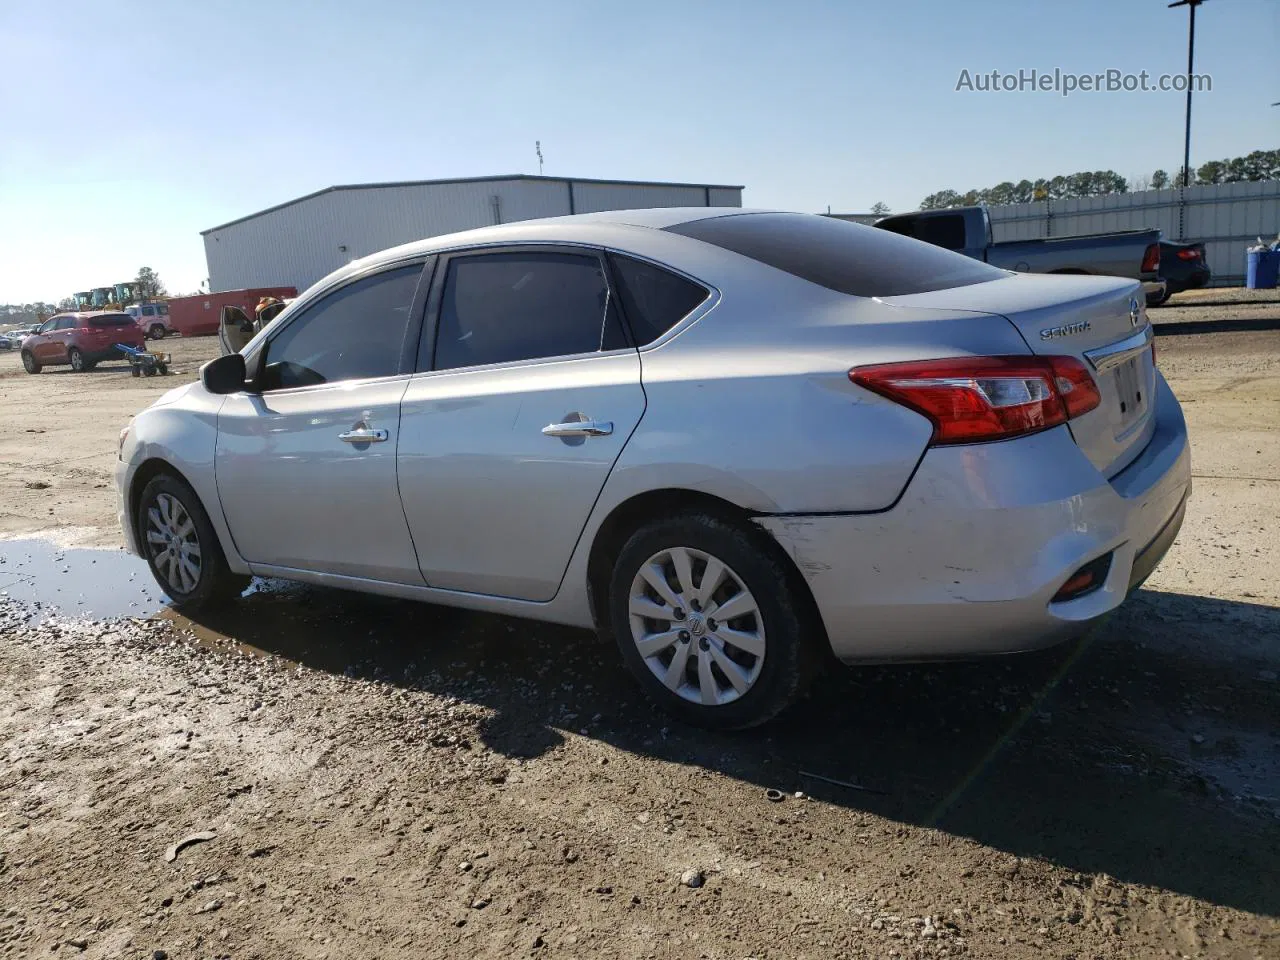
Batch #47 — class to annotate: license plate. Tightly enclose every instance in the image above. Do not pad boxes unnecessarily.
[1113,356,1144,421]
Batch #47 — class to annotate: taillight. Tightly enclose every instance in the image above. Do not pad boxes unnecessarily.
[849,356,1102,445]
[1141,244,1160,273]
[1176,248,1200,261]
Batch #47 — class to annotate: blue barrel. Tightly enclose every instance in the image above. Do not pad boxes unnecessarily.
[1246,250,1280,289]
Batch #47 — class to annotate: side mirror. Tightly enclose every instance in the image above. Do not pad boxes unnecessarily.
[201,353,246,394]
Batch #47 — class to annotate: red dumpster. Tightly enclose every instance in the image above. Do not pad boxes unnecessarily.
[166,287,297,337]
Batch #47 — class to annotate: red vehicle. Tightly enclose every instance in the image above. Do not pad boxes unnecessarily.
[165,287,297,337]
[21,312,146,373]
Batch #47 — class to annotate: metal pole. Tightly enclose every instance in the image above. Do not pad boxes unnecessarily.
[1182,1,1195,187]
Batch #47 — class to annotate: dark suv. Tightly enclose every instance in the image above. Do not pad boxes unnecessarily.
[21,312,147,373]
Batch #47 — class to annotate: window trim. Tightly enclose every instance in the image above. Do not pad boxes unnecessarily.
[243,256,434,395]
[413,243,635,377]
[600,248,716,350]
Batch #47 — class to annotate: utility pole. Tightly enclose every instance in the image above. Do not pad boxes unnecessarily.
[1168,0,1207,188]
[536,141,544,176]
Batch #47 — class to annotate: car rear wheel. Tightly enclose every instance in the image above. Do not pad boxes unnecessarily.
[21,351,40,374]
[1146,288,1171,307]
[69,348,86,372]
[137,473,249,610]
[608,512,816,730]
[149,324,166,340]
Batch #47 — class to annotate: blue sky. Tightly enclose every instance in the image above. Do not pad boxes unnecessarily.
[1,0,1275,303]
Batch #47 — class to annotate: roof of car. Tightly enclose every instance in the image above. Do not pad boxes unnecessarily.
[344,207,771,271]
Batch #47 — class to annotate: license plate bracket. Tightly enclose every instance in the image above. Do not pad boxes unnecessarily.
[1113,356,1144,422]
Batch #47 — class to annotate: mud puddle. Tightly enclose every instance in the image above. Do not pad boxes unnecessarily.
[0,538,162,621]
[0,536,550,684]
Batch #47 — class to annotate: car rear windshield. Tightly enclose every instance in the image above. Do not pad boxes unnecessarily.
[664,213,1007,297]
[88,315,136,327]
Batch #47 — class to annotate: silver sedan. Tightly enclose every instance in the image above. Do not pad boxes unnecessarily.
[115,209,1190,728]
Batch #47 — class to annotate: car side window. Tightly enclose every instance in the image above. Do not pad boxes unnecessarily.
[38,319,56,334]
[57,317,76,330]
[261,264,421,390]
[429,251,624,371]
[606,254,709,345]
[142,305,156,316]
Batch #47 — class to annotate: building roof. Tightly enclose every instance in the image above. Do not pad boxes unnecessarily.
[201,174,747,235]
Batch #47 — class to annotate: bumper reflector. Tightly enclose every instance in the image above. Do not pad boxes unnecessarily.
[1052,553,1113,603]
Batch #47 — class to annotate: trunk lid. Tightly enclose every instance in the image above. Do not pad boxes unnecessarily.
[878,273,1156,477]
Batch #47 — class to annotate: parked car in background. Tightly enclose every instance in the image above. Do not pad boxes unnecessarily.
[21,312,146,373]
[116,209,1189,729]
[218,298,292,355]
[873,206,1164,300]
[165,287,297,337]
[1148,240,1210,305]
[125,302,174,339]
[1,326,38,349]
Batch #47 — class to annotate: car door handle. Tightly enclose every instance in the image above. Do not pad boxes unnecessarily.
[339,428,389,443]
[542,419,613,438]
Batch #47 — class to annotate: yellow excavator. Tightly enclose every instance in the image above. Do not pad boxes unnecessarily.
[72,282,143,312]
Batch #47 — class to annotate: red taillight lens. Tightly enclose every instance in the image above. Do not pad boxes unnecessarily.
[1176,248,1200,261]
[1141,244,1160,273]
[850,356,1102,445]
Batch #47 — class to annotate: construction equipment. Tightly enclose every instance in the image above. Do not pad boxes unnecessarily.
[115,343,170,377]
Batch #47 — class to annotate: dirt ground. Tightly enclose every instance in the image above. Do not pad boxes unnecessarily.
[1,288,1277,960]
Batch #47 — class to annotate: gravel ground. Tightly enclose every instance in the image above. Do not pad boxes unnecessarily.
[1,291,1278,959]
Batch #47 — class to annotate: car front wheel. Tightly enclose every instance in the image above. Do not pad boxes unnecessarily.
[608,512,816,730]
[137,473,249,610]
[21,351,40,374]
[149,324,166,340]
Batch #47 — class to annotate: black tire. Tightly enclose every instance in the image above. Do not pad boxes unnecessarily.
[69,348,85,372]
[1146,288,1171,307]
[21,351,40,374]
[137,473,249,610]
[149,324,166,340]
[608,512,817,730]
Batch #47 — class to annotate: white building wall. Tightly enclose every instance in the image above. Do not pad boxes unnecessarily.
[203,178,743,293]
[571,182,710,214]
[987,181,1279,284]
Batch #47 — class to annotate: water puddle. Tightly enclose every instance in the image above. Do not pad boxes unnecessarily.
[0,537,548,681]
[0,538,164,621]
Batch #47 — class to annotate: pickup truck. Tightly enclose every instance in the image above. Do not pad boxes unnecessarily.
[873,206,1164,300]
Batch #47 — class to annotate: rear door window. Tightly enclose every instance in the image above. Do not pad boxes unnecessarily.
[606,254,708,345]
[56,317,77,330]
[142,305,156,316]
[665,213,1006,297]
[428,251,625,371]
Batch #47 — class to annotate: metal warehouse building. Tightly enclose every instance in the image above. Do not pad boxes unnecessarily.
[201,174,744,294]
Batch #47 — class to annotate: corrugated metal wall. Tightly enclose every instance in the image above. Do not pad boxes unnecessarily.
[987,181,1279,285]
[203,179,743,293]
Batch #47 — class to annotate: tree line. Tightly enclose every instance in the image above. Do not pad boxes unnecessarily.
[2,267,167,326]
[919,147,1279,210]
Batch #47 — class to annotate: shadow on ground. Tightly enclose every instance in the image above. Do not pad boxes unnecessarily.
[1153,315,1280,336]
[171,582,1280,918]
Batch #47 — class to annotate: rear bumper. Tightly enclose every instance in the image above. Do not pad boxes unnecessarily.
[758,372,1191,663]
[1141,280,1167,299]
